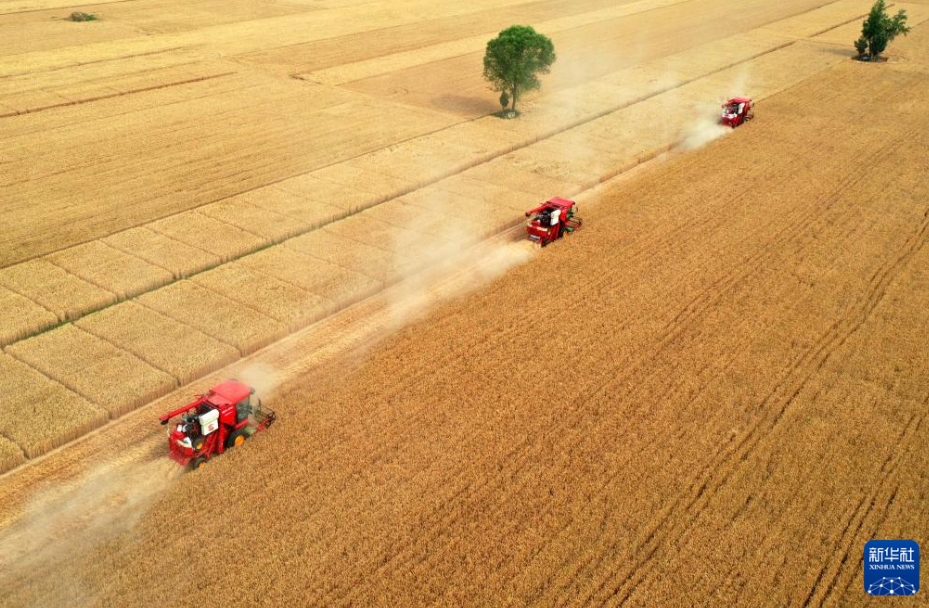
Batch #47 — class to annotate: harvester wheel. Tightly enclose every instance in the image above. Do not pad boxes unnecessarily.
[192,457,207,470]
[226,430,246,449]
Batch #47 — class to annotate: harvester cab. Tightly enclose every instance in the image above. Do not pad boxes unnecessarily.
[525,197,582,247]
[721,97,754,128]
[159,380,276,470]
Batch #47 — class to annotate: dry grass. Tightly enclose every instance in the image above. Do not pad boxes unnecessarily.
[75,301,240,385]
[6,325,177,418]
[0,260,116,322]
[192,263,331,332]
[236,246,381,309]
[46,240,174,299]
[102,227,220,279]
[0,285,57,346]
[136,280,288,355]
[0,353,105,458]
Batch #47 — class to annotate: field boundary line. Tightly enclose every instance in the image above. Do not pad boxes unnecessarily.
[0,71,235,120]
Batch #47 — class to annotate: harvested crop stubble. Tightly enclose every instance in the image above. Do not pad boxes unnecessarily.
[102,227,220,279]
[137,280,287,355]
[286,228,410,285]
[192,263,330,332]
[6,325,176,418]
[0,354,104,459]
[46,240,173,299]
[0,286,57,346]
[0,259,116,322]
[75,302,240,385]
[0,436,24,476]
[236,247,381,309]
[198,197,310,242]
[149,211,266,261]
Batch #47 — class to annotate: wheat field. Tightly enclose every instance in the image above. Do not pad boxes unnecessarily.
[0,0,928,604]
[0,0,925,463]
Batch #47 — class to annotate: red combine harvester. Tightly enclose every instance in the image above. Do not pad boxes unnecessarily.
[159,380,276,470]
[525,197,582,246]
[721,97,754,128]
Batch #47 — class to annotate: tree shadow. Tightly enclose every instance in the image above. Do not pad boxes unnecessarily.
[430,94,498,118]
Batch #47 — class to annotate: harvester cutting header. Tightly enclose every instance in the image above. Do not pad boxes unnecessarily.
[525,197,582,246]
[159,380,275,470]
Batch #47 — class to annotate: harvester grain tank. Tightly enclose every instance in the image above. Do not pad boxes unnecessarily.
[159,380,276,469]
[721,97,754,128]
[525,197,582,246]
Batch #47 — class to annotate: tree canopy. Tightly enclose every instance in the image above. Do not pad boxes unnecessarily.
[856,0,909,59]
[483,25,556,114]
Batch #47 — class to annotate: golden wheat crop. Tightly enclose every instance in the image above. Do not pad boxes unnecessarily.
[148,211,266,261]
[46,240,174,300]
[3,26,923,607]
[3,3,929,606]
[102,227,220,279]
[311,164,412,206]
[192,263,330,332]
[6,325,177,418]
[236,246,381,310]
[286,228,404,285]
[0,260,116,322]
[136,280,288,355]
[197,197,310,243]
[0,285,57,346]
[0,354,105,459]
[271,174,372,215]
[75,302,240,385]
[0,437,25,477]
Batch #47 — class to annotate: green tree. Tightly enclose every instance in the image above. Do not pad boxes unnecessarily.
[499,91,509,111]
[857,0,909,59]
[483,25,556,114]
[854,36,868,57]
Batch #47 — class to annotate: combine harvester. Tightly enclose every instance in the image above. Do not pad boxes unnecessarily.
[525,197,582,247]
[721,97,754,128]
[159,380,275,470]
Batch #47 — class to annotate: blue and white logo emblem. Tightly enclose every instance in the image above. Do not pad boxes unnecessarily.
[864,540,919,596]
